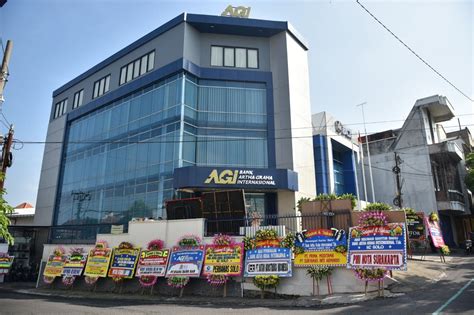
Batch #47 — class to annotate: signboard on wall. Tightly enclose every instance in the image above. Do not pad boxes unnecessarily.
[136,249,170,277]
[203,244,244,276]
[347,223,407,270]
[43,255,67,277]
[294,229,347,267]
[166,246,205,277]
[173,166,298,191]
[244,247,292,277]
[424,217,445,248]
[84,247,112,278]
[62,253,88,276]
[108,248,140,279]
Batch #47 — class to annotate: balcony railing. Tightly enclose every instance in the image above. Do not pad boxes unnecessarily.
[435,190,465,203]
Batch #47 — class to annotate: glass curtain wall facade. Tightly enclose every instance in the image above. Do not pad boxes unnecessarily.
[54,73,268,231]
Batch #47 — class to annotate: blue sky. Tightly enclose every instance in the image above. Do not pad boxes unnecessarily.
[0,0,472,207]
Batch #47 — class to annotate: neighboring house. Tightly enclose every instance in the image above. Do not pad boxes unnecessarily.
[360,95,472,247]
[9,202,35,226]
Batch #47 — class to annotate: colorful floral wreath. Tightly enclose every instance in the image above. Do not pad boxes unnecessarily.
[206,274,227,287]
[358,211,388,227]
[62,276,75,287]
[138,239,165,288]
[167,276,189,288]
[178,235,201,247]
[253,275,280,290]
[84,276,99,286]
[43,275,55,284]
[354,268,388,282]
[213,234,234,246]
[53,246,66,257]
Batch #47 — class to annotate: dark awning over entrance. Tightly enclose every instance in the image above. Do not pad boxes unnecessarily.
[173,166,298,191]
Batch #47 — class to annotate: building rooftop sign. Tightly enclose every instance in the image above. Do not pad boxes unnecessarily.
[221,5,251,18]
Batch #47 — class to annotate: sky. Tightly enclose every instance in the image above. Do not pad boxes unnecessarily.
[0,0,472,207]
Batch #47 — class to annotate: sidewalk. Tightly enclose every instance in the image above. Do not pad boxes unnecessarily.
[0,282,403,309]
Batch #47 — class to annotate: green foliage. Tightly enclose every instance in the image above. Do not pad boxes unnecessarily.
[297,197,311,212]
[243,236,256,251]
[298,193,357,211]
[280,232,305,254]
[0,173,14,245]
[466,153,474,192]
[403,208,417,216]
[306,266,332,280]
[253,275,280,290]
[364,202,392,211]
[429,212,439,222]
[440,245,450,256]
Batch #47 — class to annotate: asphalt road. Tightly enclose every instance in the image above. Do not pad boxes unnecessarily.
[0,257,472,314]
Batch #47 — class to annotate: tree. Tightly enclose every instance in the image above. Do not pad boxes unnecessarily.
[466,152,474,192]
[0,173,14,245]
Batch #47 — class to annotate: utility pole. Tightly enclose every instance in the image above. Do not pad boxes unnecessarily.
[0,40,13,190]
[0,40,13,104]
[393,152,403,208]
[0,125,14,190]
[358,131,368,203]
[357,102,376,202]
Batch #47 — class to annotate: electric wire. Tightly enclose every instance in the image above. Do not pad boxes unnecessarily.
[356,0,473,102]
[12,123,474,145]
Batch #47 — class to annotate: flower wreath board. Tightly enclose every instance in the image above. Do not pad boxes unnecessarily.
[294,228,347,267]
[244,236,292,277]
[347,223,407,271]
[136,248,170,277]
[0,254,14,275]
[203,243,244,277]
[43,252,67,278]
[62,250,88,277]
[165,245,205,277]
[108,246,140,279]
[83,243,112,278]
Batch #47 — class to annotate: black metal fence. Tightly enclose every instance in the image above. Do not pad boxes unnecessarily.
[205,211,352,236]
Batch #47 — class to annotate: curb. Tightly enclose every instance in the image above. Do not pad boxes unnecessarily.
[9,287,404,309]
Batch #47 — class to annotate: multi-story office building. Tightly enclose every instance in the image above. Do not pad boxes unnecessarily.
[34,13,316,242]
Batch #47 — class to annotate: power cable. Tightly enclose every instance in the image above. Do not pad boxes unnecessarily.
[12,123,474,146]
[356,0,473,102]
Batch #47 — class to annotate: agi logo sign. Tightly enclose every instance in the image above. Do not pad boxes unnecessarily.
[203,169,276,186]
[204,169,239,184]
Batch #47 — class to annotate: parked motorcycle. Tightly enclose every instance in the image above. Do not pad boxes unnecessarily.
[465,232,473,255]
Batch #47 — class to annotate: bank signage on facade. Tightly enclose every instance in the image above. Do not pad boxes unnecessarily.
[347,223,407,270]
[173,166,298,191]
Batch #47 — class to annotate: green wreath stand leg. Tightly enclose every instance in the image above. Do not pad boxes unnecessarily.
[364,280,368,295]
[260,285,265,299]
[223,281,227,298]
[179,286,184,298]
[312,277,315,296]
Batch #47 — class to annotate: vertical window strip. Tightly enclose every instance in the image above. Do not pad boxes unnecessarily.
[120,50,155,86]
[224,47,235,67]
[119,66,127,85]
[147,51,155,72]
[211,46,223,66]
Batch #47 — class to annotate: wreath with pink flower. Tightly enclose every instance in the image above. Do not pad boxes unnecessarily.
[138,239,165,288]
[354,211,389,284]
[61,247,85,288]
[205,234,237,288]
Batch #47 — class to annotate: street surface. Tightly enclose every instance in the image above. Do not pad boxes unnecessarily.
[0,256,472,314]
